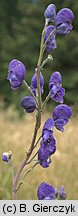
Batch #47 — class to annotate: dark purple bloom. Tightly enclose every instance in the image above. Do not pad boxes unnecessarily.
[58,186,67,200]
[44,4,56,22]
[56,8,74,35]
[38,138,56,168]
[42,118,54,143]
[37,182,56,200]
[44,25,57,52]
[49,72,65,103]
[49,71,62,89]
[31,71,44,95]
[50,85,65,103]
[2,151,12,162]
[53,104,72,132]
[42,118,54,131]
[20,96,36,113]
[7,59,26,90]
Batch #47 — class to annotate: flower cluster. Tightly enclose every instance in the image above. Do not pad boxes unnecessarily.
[38,104,72,168]
[3,3,74,200]
[44,4,74,52]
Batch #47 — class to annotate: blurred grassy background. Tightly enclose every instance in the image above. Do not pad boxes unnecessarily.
[0,106,78,200]
[0,0,78,200]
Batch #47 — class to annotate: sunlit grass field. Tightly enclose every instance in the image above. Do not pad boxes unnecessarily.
[0,107,78,200]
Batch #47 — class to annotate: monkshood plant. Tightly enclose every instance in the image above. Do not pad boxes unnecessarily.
[2,4,74,200]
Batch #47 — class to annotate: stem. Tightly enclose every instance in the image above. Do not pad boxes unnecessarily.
[42,92,50,110]
[17,161,39,191]
[23,80,38,107]
[26,149,39,165]
[43,28,56,52]
[8,159,15,196]
[12,114,40,199]
[36,28,45,127]
[40,55,53,70]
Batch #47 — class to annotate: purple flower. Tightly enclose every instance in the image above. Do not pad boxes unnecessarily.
[53,104,72,132]
[37,182,56,200]
[31,71,44,95]
[49,72,65,103]
[49,71,62,89]
[20,96,36,113]
[2,151,12,162]
[44,4,56,22]
[42,118,54,143]
[38,138,56,168]
[7,59,26,90]
[58,186,67,200]
[44,25,57,52]
[56,8,74,35]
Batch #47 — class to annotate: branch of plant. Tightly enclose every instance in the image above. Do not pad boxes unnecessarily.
[42,92,50,110]
[40,55,53,70]
[43,28,56,53]
[23,80,38,107]
[8,159,15,195]
[17,161,39,191]
[12,111,40,199]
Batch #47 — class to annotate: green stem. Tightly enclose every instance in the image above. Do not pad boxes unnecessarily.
[37,28,46,127]
[23,80,38,107]
[40,55,53,70]
[17,161,39,191]
[43,28,56,53]
[42,92,50,110]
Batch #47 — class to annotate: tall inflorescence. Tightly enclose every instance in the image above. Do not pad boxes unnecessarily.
[2,3,74,200]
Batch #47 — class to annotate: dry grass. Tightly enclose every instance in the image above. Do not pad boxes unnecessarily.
[0,107,78,200]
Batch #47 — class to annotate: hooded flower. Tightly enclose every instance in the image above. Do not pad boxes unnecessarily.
[20,96,36,113]
[44,4,56,22]
[7,59,26,90]
[56,8,74,34]
[31,71,44,95]
[49,71,65,103]
[53,104,72,132]
[38,137,56,168]
[42,118,54,143]
[37,182,56,200]
[44,25,57,52]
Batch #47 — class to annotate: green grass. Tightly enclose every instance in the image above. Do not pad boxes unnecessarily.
[0,107,78,200]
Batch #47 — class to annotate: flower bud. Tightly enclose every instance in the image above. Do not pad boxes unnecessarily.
[2,151,12,162]
[20,96,36,113]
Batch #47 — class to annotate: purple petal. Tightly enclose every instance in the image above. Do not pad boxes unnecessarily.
[57,23,73,35]
[8,59,26,90]
[46,39,57,52]
[20,96,36,113]
[53,104,72,121]
[49,71,62,89]
[56,8,74,27]
[54,118,68,132]
[37,182,56,200]
[42,118,54,131]
[50,86,65,103]
[44,4,56,22]
[44,25,56,44]
[31,72,44,88]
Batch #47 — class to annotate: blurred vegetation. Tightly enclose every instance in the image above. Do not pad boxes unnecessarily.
[0,110,78,199]
[0,0,78,113]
